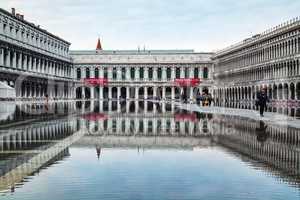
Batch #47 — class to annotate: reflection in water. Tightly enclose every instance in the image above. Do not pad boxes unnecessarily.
[0,100,299,199]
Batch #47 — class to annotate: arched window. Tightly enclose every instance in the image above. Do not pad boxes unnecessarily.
[148,68,153,80]
[95,68,99,78]
[184,68,189,78]
[76,68,81,79]
[122,67,126,80]
[167,68,171,79]
[203,67,209,79]
[130,68,135,80]
[112,67,117,80]
[139,67,144,79]
[86,68,90,78]
[176,68,180,78]
[103,68,108,78]
[157,68,162,80]
[194,68,199,78]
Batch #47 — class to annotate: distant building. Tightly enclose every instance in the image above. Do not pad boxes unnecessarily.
[0,8,74,100]
[70,40,214,100]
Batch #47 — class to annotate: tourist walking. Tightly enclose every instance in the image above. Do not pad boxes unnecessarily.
[256,87,269,117]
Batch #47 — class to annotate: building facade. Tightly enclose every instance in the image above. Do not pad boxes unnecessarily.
[213,18,300,116]
[70,49,213,101]
[0,8,75,100]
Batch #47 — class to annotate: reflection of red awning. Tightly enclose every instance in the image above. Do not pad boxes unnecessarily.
[174,78,200,87]
[82,113,108,121]
[174,113,197,122]
[84,78,108,86]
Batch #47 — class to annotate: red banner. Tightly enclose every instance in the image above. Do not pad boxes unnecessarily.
[174,78,201,87]
[82,113,108,121]
[84,78,108,86]
[174,113,197,122]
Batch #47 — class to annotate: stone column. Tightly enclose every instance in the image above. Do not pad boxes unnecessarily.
[6,50,11,68]
[190,87,193,100]
[126,87,130,99]
[144,87,148,99]
[171,67,175,79]
[135,87,139,100]
[12,51,17,68]
[0,48,4,66]
[99,87,103,100]
[180,67,184,78]
[18,53,22,69]
[117,87,121,99]
[81,86,85,99]
[162,87,166,99]
[108,87,112,99]
[90,87,94,99]
[171,87,175,100]
[153,86,157,98]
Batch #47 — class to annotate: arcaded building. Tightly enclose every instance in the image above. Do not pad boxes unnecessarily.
[0,8,74,100]
[213,18,300,116]
[70,42,214,101]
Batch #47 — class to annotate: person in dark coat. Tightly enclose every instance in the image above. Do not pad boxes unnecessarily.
[256,87,269,117]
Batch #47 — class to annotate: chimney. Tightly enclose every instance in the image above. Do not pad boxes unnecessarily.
[20,15,24,20]
[16,13,20,18]
[11,8,15,16]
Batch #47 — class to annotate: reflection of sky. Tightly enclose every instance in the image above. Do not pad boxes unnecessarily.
[0,0,299,51]
[4,147,299,200]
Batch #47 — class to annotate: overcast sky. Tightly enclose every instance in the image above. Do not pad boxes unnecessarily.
[0,0,299,51]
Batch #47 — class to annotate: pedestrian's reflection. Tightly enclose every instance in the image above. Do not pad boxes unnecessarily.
[255,120,269,144]
[96,145,101,160]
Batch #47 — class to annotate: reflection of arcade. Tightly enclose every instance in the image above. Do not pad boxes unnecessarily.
[0,117,82,192]
[215,115,300,188]
[75,100,177,114]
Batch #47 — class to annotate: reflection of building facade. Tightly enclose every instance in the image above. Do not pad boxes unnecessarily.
[0,117,81,191]
[215,115,300,187]
[0,8,74,100]
[71,49,213,100]
[213,19,300,116]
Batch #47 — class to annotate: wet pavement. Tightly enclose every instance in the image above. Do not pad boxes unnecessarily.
[0,100,299,200]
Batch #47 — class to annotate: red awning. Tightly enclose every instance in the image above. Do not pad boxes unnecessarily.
[82,113,108,121]
[174,78,201,87]
[174,113,198,122]
[84,78,108,86]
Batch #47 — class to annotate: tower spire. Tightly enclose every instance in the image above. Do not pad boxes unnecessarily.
[96,37,102,50]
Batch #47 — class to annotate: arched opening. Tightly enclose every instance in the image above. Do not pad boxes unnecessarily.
[203,67,209,79]
[166,87,172,99]
[86,68,90,79]
[297,82,300,100]
[278,84,283,100]
[273,84,277,100]
[120,87,127,99]
[76,68,81,80]
[290,83,295,100]
[138,87,144,100]
[283,83,289,100]
[95,68,99,78]
[112,87,118,99]
[157,87,163,99]
[166,68,171,79]
[147,87,153,99]
[129,87,135,99]
[95,86,100,99]
[75,87,82,99]
[84,87,90,99]
[175,87,181,99]
[103,87,109,99]
[268,85,272,100]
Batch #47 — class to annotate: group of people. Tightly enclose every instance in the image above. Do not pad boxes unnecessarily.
[180,89,213,107]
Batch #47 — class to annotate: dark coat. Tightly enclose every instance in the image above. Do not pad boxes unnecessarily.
[257,91,269,106]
